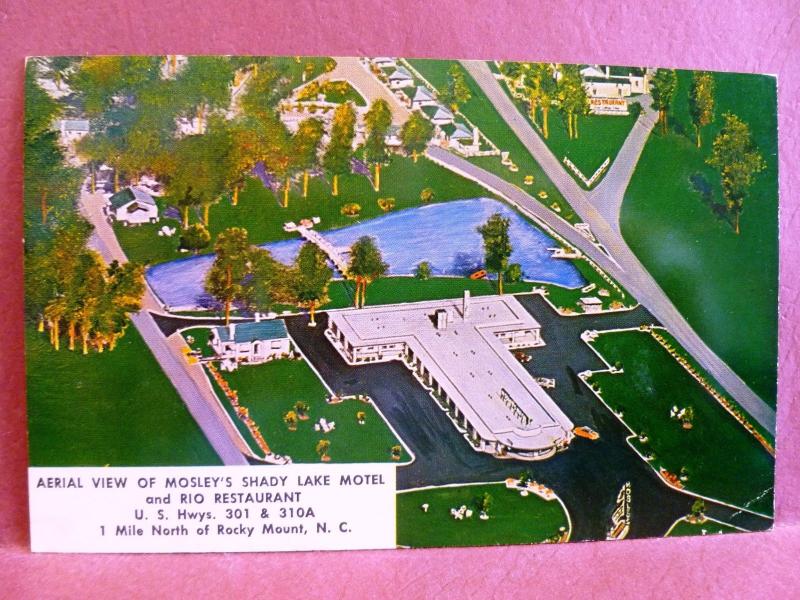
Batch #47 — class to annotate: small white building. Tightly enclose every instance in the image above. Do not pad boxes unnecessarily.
[385,125,402,148]
[579,297,603,313]
[411,86,437,109]
[105,187,159,226]
[210,319,291,370]
[371,57,397,69]
[57,119,90,145]
[387,67,415,89]
[426,104,455,126]
[580,65,651,99]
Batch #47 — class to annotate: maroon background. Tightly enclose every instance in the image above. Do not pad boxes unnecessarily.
[1,1,798,597]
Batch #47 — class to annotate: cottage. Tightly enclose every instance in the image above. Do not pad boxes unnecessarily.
[105,187,159,226]
[387,67,415,90]
[371,57,397,69]
[411,86,437,109]
[447,122,474,143]
[57,119,90,145]
[426,104,455,126]
[210,319,292,370]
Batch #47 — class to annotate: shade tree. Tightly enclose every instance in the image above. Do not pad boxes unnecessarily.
[477,213,512,294]
[290,242,333,326]
[347,236,388,308]
[399,110,433,162]
[322,102,356,196]
[363,99,392,192]
[689,71,715,148]
[650,69,679,134]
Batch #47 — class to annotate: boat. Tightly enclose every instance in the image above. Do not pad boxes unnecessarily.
[573,426,599,440]
[469,269,488,280]
[606,482,631,540]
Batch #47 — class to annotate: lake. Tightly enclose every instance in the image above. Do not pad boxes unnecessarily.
[146,198,585,309]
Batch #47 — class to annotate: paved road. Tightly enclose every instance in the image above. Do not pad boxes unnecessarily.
[327,57,411,126]
[286,309,772,541]
[78,188,250,465]
[442,62,776,434]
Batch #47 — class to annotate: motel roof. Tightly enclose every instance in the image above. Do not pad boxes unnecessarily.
[108,187,156,209]
[328,295,574,451]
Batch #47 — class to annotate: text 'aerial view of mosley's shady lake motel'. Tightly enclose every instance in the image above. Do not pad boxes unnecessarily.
[24,54,779,549]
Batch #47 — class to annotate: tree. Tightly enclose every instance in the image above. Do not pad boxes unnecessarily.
[247,247,287,315]
[24,63,81,226]
[650,69,678,134]
[293,118,325,198]
[441,64,471,112]
[71,56,161,116]
[558,64,589,139]
[691,498,706,518]
[400,111,433,162]
[526,63,557,138]
[175,56,235,133]
[477,213,512,294]
[316,439,331,461]
[414,261,432,280]
[291,243,332,326]
[205,228,253,324]
[42,56,77,90]
[706,113,766,234]
[505,263,522,283]
[363,99,392,192]
[348,236,388,308]
[180,223,211,254]
[420,187,435,202]
[322,102,356,196]
[476,492,493,516]
[167,126,231,227]
[500,62,526,87]
[689,71,715,148]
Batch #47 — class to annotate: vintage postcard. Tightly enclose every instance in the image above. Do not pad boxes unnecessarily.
[24,55,778,552]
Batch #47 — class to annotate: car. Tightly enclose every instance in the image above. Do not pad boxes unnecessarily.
[513,350,531,364]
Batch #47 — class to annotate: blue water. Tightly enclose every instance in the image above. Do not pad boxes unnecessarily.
[146,198,585,308]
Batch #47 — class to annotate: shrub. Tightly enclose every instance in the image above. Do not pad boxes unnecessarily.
[420,187,435,203]
[324,58,337,72]
[340,202,361,216]
[415,261,432,280]
[180,223,211,254]
[377,197,396,212]
[505,263,522,283]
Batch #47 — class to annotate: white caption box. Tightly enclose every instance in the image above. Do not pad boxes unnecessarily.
[29,464,396,553]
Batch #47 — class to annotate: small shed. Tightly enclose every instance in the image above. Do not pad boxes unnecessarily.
[106,187,159,226]
[579,297,603,314]
[387,67,414,89]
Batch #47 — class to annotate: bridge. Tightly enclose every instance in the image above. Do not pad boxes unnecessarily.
[286,222,350,275]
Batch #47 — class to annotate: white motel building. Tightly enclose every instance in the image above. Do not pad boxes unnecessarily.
[325,292,574,460]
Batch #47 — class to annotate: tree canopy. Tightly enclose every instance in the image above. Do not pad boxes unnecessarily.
[477,213,512,294]
[348,236,388,308]
[291,242,333,325]
[689,71,715,148]
[650,69,678,133]
[400,111,433,161]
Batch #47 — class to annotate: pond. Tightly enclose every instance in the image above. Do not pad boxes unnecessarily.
[146,198,586,309]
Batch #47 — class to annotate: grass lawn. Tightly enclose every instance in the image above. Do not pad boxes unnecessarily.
[540,257,633,314]
[116,155,492,266]
[498,76,641,186]
[621,70,778,404]
[178,333,408,463]
[397,482,569,548]
[665,516,742,537]
[26,324,221,467]
[407,59,581,223]
[586,329,774,515]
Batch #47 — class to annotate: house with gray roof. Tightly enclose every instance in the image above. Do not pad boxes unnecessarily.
[105,187,159,226]
[411,86,437,109]
[210,319,292,370]
[387,67,414,90]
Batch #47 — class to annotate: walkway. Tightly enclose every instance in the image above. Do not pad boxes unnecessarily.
[296,226,350,274]
[78,187,251,465]
[325,56,411,126]
[426,146,776,435]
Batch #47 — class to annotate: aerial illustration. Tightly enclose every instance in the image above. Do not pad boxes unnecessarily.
[24,54,778,547]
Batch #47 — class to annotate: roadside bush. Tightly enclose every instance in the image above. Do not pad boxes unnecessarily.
[340,203,361,216]
[420,187,435,203]
[377,197,396,212]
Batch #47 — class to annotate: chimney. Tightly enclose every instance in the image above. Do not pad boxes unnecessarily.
[463,290,471,319]
[435,309,448,330]
[473,126,480,147]
[605,65,610,78]
[254,312,261,323]
[228,323,235,339]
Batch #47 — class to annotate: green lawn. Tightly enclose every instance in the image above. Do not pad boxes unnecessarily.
[179,337,408,463]
[540,256,633,314]
[397,482,569,548]
[116,155,493,266]
[26,324,221,467]
[407,59,581,223]
[498,76,641,187]
[321,81,366,106]
[665,516,742,537]
[587,329,774,515]
[621,70,778,404]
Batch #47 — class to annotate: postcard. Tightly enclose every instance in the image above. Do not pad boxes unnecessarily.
[24,55,777,552]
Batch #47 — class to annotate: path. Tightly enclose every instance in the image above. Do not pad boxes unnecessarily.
[78,187,251,465]
[425,146,776,435]
[325,56,411,126]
